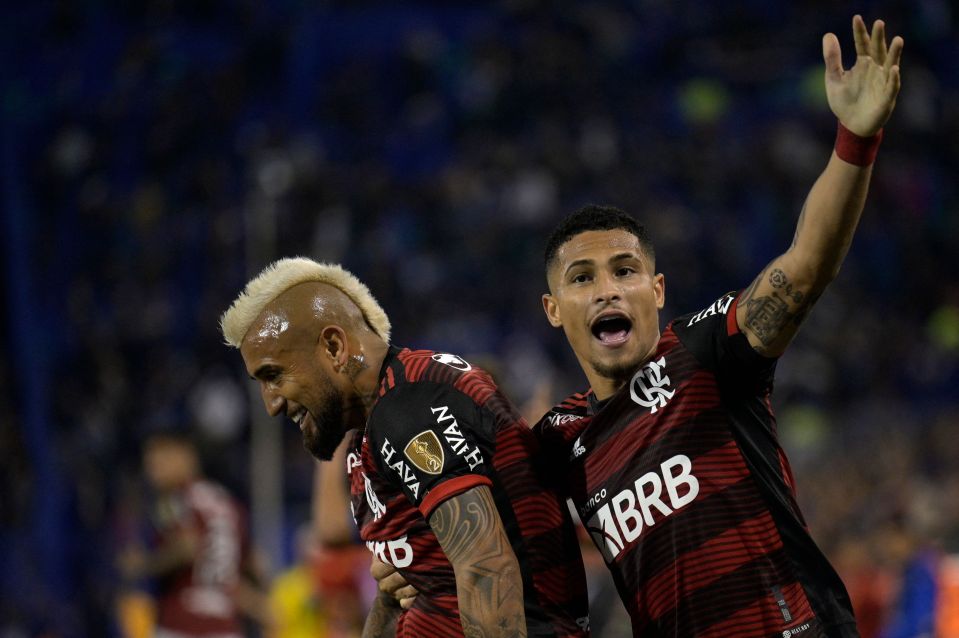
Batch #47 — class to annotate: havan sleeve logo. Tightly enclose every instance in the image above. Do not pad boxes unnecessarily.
[403,430,445,475]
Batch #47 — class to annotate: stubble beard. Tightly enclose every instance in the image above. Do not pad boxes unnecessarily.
[302,378,347,461]
[592,353,643,389]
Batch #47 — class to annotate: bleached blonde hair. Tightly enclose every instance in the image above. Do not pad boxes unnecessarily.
[220,257,391,348]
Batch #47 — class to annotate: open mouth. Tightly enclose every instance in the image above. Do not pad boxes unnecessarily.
[291,409,309,432]
[591,314,633,346]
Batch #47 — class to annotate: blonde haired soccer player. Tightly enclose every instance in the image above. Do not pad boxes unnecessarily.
[221,258,590,638]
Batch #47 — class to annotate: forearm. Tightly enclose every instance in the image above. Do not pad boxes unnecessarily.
[362,591,401,638]
[787,143,876,284]
[313,442,355,547]
[738,132,880,356]
[453,551,526,638]
[431,487,526,638]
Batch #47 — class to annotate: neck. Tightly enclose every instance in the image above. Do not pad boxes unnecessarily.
[589,374,628,401]
[584,340,661,401]
[345,339,390,416]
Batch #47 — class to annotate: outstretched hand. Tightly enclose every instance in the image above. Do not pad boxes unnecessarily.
[823,15,903,137]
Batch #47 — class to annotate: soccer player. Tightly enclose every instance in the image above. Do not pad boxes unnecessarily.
[219,259,589,637]
[533,16,903,638]
[117,432,270,638]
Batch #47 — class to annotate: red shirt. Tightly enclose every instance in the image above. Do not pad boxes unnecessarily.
[151,480,248,636]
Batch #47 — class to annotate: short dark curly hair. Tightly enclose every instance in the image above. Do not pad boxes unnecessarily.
[544,205,654,273]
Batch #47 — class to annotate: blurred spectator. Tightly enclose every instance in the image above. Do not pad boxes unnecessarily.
[116,433,270,638]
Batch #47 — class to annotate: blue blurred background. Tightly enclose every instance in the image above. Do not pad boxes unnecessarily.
[2,1,958,636]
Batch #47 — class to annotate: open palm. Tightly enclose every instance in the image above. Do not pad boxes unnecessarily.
[824,15,903,137]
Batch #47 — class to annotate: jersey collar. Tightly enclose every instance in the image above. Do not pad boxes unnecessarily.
[586,390,610,416]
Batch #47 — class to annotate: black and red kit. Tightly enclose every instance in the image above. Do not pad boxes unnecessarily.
[535,292,859,638]
[348,346,590,637]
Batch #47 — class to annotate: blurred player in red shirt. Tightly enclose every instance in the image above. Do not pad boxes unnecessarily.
[119,433,270,638]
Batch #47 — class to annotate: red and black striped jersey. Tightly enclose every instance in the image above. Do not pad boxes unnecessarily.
[533,292,859,638]
[150,480,248,637]
[349,346,590,638]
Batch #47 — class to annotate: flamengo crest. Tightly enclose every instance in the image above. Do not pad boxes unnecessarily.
[629,356,674,413]
[363,473,387,520]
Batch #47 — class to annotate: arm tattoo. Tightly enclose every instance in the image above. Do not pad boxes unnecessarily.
[741,266,819,353]
[744,292,791,346]
[361,592,400,638]
[430,487,526,638]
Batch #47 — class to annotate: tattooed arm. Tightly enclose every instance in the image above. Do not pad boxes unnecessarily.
[738,15,902,356]
[429,486,526,638]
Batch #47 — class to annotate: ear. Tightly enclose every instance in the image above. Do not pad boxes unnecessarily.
[654,273,665,310]
[542,293,563,328]
[319,325,349,371]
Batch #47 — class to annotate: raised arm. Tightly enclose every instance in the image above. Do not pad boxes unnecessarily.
[429,486,527,638]
[738,15,903,357]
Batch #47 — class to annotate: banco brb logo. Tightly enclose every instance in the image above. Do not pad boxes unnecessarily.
[630,356,674,413]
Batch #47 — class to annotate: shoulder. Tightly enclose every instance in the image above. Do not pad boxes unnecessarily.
[367,349,498,458]
[669,291,778,386]
[375,348,502,413]
[663,291,738,364]
[538,390,591,423]
[670,291,738,335]
[533,390,591,440]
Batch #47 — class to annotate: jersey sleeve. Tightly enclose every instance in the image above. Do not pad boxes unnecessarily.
[671,291,778,394]
[366,381,494,518]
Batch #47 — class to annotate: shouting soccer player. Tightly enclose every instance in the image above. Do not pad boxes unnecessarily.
[220,259,589,637]
[533,15,902,638]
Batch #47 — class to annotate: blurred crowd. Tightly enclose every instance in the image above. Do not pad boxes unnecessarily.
[2,1,958,636]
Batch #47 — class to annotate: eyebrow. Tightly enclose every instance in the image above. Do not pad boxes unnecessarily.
[564,258,595,275]
[564,252,640,275]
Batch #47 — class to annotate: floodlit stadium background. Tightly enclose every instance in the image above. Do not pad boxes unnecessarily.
[3,1,958,636]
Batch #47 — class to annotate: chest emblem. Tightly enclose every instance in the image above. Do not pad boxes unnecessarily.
[404,430,445,475]
[363,473,387,520]
[629,356,675,414]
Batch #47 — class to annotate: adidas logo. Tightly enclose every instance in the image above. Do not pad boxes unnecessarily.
[571,436,586,459]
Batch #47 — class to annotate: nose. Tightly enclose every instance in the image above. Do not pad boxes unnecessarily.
[260,383,286,418]
[593,271,621,304]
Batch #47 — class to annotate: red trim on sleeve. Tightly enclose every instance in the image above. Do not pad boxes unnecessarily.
[835,122,883,166]
[726,294,741,336]
[419,475,493,518]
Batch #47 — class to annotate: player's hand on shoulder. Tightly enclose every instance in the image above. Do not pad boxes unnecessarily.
[823,15,903,137]
[370,557,418,610]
